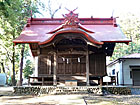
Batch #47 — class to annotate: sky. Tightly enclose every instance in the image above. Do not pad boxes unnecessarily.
[39,0,140,18]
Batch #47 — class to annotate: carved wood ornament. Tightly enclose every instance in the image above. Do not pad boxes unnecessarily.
[62,8,79,27]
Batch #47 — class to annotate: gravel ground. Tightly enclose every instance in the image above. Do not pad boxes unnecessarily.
[1,87,140,105]
[84,95,140,105]
[1,94,140,105]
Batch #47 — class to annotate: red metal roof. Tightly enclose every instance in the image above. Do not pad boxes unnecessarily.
[13,12,131,45]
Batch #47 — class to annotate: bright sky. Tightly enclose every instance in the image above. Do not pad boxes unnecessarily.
[39,0,140,18]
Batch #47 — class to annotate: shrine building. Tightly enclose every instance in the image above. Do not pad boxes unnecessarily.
[13,10,131,86]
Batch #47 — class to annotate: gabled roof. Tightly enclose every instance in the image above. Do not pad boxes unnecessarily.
[107,53,140,66]
[13,11,131,45]
[120,53,140,59]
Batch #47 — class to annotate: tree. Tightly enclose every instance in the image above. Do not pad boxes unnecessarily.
[46,0,61,18]
[111,13,140,60]
[0,0,23,85]
[0,0,43,86]
[23,60,34,79]
[41,0,62,18]
[18,0,44,86]
[0,0,61,86]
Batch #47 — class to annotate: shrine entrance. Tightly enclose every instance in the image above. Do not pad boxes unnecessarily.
[29,33,106,86]
[57,55,86,86]
[54,37,88,86]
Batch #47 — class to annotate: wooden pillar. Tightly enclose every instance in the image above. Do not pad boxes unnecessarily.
[48,56,52,75]
[42,77,44,86]
[86,50,90,86]
[34,56,38,77]
[70,58,73,74]
[53,52,57,86]
[63,58,66,75]
[100,77,103,86]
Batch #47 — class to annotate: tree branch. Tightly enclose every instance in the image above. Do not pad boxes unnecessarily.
[47,0,61,18]
[0,44,12,62]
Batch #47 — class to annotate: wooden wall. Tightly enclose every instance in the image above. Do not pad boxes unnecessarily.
[38,55,86,76]
[57,57,86,75]
[38,53,106,77]
[89,53,106,76]
[38,55,53,76]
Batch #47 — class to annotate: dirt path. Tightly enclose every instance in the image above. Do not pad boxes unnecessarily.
[0,94,86,105]
[0,87,86,105]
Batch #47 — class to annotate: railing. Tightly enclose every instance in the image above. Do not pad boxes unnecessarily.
[28,76,53,86]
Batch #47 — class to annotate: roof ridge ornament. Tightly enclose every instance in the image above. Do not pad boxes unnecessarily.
[47,8,95,34]
[62,8,79,27]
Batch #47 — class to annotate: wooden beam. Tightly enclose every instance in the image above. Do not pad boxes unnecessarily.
[86,50,90,86]
[87,42,102,48]
[57,51,94,56]
[57,51,87,55]
[53,52,57,85]
[56,45,87,49]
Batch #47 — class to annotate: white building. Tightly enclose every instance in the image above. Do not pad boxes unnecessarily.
[107,53,140,86]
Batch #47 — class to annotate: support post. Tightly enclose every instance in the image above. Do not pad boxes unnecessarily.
[100,77,103,86]
[42,77,44,86]
[34,56,38,77]
[48,56,52,75]
[53,52,57,86]
[86,50,90,86]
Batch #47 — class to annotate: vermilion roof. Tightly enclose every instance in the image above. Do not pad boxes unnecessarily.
[13,13,131,45]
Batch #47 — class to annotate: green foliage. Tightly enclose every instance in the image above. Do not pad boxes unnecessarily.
[111,13,140,60]
[0,0,44,85]
[23,60,34,79]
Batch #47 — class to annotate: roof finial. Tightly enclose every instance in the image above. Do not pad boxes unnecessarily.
[62,8,79,27]
[72,7,78,12]
[65,7,78,13]
[65,7,71,12]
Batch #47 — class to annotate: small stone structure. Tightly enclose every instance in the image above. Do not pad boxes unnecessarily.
[13,86,131,95]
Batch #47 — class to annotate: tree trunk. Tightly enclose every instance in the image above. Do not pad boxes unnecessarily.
[12,45,16,86]
[12,31,16,86]
[19,44,25,86]
[1,62,5,73]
